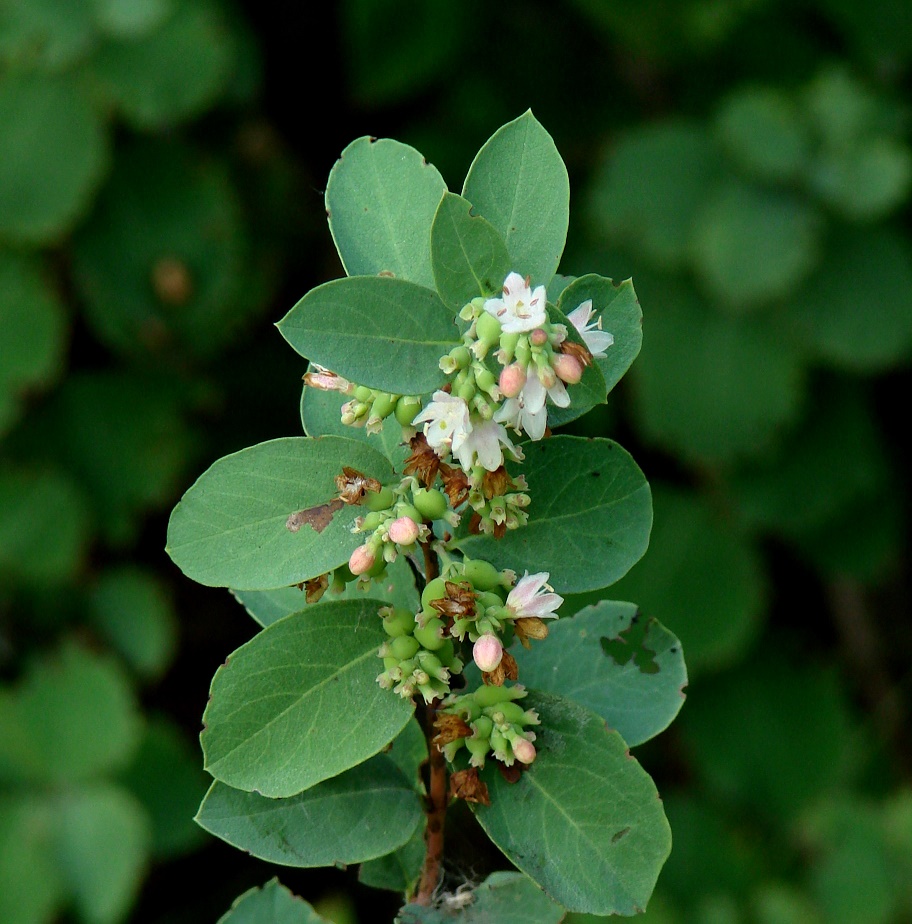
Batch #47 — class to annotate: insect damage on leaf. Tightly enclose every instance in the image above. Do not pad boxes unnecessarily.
[600,612,661,674]
[285,498,345,533]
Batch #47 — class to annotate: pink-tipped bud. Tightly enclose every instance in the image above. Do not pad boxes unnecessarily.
[349,544,376,575]
[553,353,583,385]
[498,363,527,398]
[388,515,419,546]
[530,328,548,346]
[472,634,504,672]
[512,737,537,765]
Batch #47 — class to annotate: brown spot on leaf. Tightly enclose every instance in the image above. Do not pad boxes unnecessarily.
[286,498,345,534]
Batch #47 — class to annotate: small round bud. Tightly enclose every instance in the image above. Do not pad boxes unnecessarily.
[498,363,527,398]
[354,386,373,402]
[349,544,376,575]
[382,608,417,637]
[474,367,497,393]
[530,328,548,346]
[553,353,583,384]
[390,635,420,661]
[473,634,504,672]
[512,737,537,764]
[360,510,386,531]
[413,487,448,521]
[388,515,420,546]
[371,392,398,420]
[457,380,475,402]
[473,715,494,740]
[451,346,472,369]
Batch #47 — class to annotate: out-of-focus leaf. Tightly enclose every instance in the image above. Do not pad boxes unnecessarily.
[791,227,912,371]
[714,86,810,182]
[55,784,150,924]
[87,567,177,679]
[752,883,823,924]
[604,486,765,673]
[0,644,140,786]
[692,180,821,310]
[818,0,912,68]
[0,251,66,437]
[119,715,208,859]
[516,600,687,746]
[0,467,92,587]
[72,139,253,360]
[201,600,414,797]
[91,0,233,128]
[218,879,331,924]
[587,121,720,270]
[167,437,395,590]
[325,136,446,289]
[91,0,173,37]
[630,277,804,463]
[0,0,96,71]
[0,74,108,244]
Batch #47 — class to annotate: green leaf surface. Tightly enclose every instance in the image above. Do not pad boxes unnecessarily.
[201,599,414,797]
[630,276,804,464]
[197,754,423,866]
[72,139,252,360]
[91,0,233,128]
[471,691,671,915]
[166,437,395,590]
[358,821,425,894]
[463,111,569,285]
[0,467,91,587]
[119,716,209,859]
[457,436,652,594]
[692,180,821,310]
[516,600,686,746]
[587,121,720,269]
[278,276,458,395]
[300,375,411,469]
[791,226,912,371]
[92,0,174,38]
[605,486,766,673]
[0,252,66,437]
[218,879,331,924]
[0,0,97,71]
[556,274,643,395]
[55,784,150,924]
[430,192,512,310]
[87,566,177,679]
[0,644,140,786]
[325,136,446,288]
[0,73,109,244]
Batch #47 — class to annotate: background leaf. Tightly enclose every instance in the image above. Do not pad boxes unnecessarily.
[218,879,332,924]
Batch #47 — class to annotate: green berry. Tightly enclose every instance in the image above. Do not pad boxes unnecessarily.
[382,656,399,671]
[465,736,490,762]
[457,380,475,403]
[365,486,395,512]
[395,395,422,426]
[435,638,457,667]
[476,590,506,611]
[515,337,532,366]
[360,511,386,532]
[462,559,502,592]
[390,635,420,660]
[472,715,494,739]
[396,503,423,524]
[450,346,471,369]
[354,386,372,402]
[485,700,527,725]
[476,311,502,346]
[474,367,496,393]
[414,617,445,651]
[421,577,449,608]
[371,392,398,420]
[382,608,417,637]
[413,488,448,521]
[473,684,526,708]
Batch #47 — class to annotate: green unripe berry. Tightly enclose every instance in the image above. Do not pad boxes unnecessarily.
[333,564,356,584]
[371,392,398,420]
[382,608,417,637]
[462,559,502,592]
[397,658,417,676]
[475,311,502,346]
[365,486,395,512]
[414,617,445,651]
[515,337,532,366]
[360,510,387,531]
[395,395,422,426]
[473,684,519,708]
[383,656,399,671]
[413,488,448,521]
[396,503,423,524]
[367,555,387,578]
[450,346,472,369]
[474,367,497,393]
[457,380,475,403]
[354,386,372,402]
[472,715,494,740]
[476,590,506,612]
[485,700,528,725]
[490,728,509,754]
[436,638,457,667]
[465,736,490,761]
[421,577,449,608]
[390,635,420,660]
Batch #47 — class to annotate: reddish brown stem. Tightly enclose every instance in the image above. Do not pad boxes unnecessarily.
[415,538,447,905]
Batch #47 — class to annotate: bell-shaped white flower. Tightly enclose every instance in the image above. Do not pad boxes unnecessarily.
[483,272,547,334]
[506,571,563,619]
[413,391,472,457]
[454,418,517,472]
[567,300,614,358]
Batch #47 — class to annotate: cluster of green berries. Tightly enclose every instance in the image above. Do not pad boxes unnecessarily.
[440,683,539,768]
[341,386,422,434]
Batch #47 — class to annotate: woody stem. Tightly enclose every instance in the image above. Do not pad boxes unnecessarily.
[415,540,447,905]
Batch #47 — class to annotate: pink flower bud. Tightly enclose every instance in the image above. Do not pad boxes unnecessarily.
[530,328,548,346]
[349,544,376,575]
[388,515,420,546]
[498,363,527,398]
[472,634,504,672]
[553,353,583,384]
[512,737,537,765]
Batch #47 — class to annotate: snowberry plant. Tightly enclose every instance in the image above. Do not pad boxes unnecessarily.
[167,112,687,920]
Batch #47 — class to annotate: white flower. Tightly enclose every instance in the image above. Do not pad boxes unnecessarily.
[506,571,563,619]
[454,418,517,472]
[494,365,570,441]
[483,272,547,334]
[567,300,614,358]
[412,391,472,457]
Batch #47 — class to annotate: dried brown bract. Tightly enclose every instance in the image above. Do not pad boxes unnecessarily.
[450,768,491,805]
[335,467,382,505]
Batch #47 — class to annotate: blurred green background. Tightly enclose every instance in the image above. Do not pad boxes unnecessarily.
[1,1,911,922]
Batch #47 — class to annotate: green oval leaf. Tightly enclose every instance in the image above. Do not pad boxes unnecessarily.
[515,600,686,746]
[456,436,652,594]
[218,879,331,924]
[166,436,395,590]
[358,822,425,894]
[277,276,458,395]
[326,136,447,288]
[471,691,671,915]
[463,111,569,285]
[430,192,512,310]
[201,599,414,798]
[196,754,422,866]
